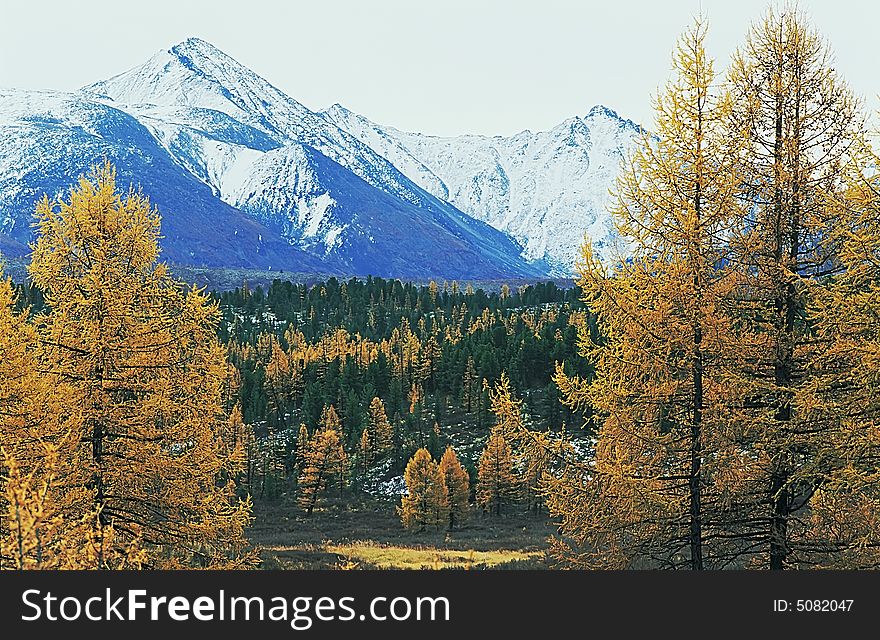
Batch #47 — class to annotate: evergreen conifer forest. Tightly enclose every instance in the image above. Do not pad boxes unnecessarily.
[3,7,880,571]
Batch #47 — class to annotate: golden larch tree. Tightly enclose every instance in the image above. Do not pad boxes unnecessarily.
[723,8,878,569]
[297,428,347,515]
[2,446,66,570]
[802,138,880,569]
[366,396,394,457]
[358,428,371,478]
[264,340,293,428]
[320,404,343,434]
[439,446,469,530]
[551,18,744,569]
[0,271,85,569]
[462,357,477,413]
[27,163,253,568]
[489,374,554,515]
[219,403,248,479]
[399,448,449,531]
[295,423,310,468]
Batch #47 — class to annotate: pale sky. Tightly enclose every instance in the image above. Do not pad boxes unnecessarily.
[0,1,876,136]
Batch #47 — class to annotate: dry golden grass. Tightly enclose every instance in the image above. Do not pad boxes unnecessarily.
[326,542,542,569]
[250,494,555,569]
[259,542,543,569]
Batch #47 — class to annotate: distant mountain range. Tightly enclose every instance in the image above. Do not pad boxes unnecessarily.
[322,103,642,274]
[0,37,643,279]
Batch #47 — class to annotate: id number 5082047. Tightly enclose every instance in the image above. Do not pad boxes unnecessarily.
[773,599,854,613]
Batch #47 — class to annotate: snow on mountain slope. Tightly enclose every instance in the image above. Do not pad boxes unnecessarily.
[0,88,327,273]
[227,140,538,278]
[3,37,638,280]
[85,38,450,209]
[79,38,543,279]
[129,105,273,198]
[322,103,643,274]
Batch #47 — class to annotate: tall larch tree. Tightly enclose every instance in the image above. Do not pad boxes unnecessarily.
[27,163,253,568]
[551,18,744,568]
[725,8,877,569]
[439,446,469,530]
[264,340,293,428]
[462,357,477,413]
[219,403,248,480]
[358,428,371,479]
[802,142,880,567]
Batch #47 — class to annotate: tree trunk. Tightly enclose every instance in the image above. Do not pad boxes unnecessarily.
[690,326,704,571]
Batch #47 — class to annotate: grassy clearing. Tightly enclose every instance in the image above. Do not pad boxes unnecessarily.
[249,494,555,570]
[260,542,543,569]
[327,543,542,569]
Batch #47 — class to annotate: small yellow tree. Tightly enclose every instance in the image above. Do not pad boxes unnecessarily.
[489,375,552,514]
[320,404,343,433]
[399,448,449,531]
[358,428,371,477]
[264,341,294,428]
[439,446,469,530]
[2,445,64,569]
[220,404,248,469]
[462,357,477,413]
[2,445,147,570]
[0,269,82,570]
[366,397,394,456]
[295,424,310,468]
[297,428,347,515]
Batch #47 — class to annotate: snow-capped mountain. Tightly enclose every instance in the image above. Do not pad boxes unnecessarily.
[322,104,643,274]
[0,37,639,280]
[85,38,436,207]
[0,87,325,272]
[78,38,543,279]
[0,39,544,280]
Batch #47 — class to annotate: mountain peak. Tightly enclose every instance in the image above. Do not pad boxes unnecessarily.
[586,104,644,133]
[175,36,217,49]
[82,35,309,137]
[82,37,251,110]
[320,103,354,120]
[586,104,619,120]
[168,37,240,69]
[5,37,552,280]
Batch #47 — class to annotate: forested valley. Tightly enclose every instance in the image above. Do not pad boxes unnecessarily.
[4,7,880,571]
